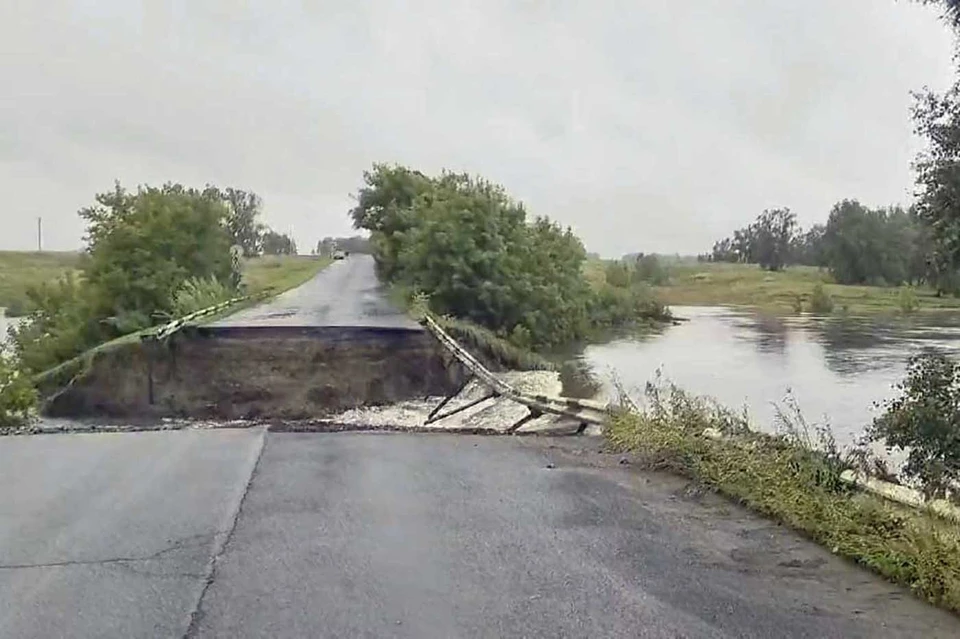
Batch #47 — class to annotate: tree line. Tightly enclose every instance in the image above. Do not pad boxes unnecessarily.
[350,164,668,349]
[706,202,945,289]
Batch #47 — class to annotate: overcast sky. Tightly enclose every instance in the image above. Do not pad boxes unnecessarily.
[1,1,956,256]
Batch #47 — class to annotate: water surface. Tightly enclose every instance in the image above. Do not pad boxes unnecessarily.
[579,306,960,446]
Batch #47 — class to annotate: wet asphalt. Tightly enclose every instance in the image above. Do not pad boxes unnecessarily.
[210,254,420,329]
[1,430,955,639]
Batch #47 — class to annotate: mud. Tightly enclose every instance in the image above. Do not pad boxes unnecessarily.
[43,326,465,420]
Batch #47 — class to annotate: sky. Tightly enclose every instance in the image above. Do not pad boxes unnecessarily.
[1,1,957,257]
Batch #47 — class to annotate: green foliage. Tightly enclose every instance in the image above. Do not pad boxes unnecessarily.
[604,261,632,288]
[631,253,670,285]
[261,230,297,255]
[171,276,236,317]
[711,208,798,271]
[870,352,960,500]
[898,286,920,314]
[350,165,664,349]
[0,348,37,429]
[203,186,266,257]
[7,272,103,374]
[822,201,926,287]
[607,379,960,614]
[81,182,234,323]
[809,283,834,314]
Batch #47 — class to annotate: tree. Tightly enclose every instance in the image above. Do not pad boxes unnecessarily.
[349,165,634,348]
[204,187,265,257]
[752,208,798,271]
[261,230,297,255]
[870,351,960,499]
[80,182,234,326]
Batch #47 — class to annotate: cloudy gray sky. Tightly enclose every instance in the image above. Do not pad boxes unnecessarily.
[1,0,956,257]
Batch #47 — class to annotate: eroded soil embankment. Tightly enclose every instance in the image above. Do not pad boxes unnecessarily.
[43,326,466,420]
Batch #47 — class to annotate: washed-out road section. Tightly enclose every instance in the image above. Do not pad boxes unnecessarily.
[210,254,420,329]
[1,429,955,639]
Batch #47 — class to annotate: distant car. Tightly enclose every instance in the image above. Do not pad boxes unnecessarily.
[333,250,346,260]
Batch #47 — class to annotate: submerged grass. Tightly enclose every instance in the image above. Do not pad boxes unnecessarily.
[605,377,960,614]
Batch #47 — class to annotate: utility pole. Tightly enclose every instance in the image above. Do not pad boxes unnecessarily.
[37,217,42,252]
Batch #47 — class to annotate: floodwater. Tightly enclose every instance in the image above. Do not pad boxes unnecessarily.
[578,306,960,447]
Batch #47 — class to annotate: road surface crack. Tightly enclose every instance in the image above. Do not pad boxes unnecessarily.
[0,532,221,572]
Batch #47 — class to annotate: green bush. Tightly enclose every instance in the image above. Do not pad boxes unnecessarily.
[0,349,37,429]
[870,352,960,500]
[604,261,632,288]
[809,283,834,314]
[171,276,235,317]
[898,286,920,314]
[632,254,670,286]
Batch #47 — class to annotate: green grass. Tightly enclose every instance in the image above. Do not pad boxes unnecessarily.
[652,262,960,314]
[241,255,332,296]
[606,381,960,614]
[0,251,82,315]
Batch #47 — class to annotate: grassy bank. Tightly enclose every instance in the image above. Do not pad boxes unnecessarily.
[606,381,960,613]
[651,262,960,314]
[0,251,82,315]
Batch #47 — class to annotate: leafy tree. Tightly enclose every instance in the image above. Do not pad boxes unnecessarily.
[204,186,265,257]
[752,208,798,271]
[793,224,827,268]
[0,347,36,429]
[261,230,297,255]
[349,165,661,348]
[81,183,234,326]
[870,351,960,499]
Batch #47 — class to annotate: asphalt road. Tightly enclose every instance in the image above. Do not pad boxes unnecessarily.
[3,430,953,638]
[211,254,420,329]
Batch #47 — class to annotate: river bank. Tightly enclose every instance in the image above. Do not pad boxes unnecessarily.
[651,261,960,314]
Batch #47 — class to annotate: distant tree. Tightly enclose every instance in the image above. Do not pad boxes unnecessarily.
[752,208,798,271]
[261,230,297,255]
[792,224,827,267]
[203,186,265,257]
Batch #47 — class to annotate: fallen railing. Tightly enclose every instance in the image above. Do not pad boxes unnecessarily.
[419,314,610,431]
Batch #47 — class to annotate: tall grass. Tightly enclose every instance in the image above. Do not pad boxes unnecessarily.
[606,376,960,613]
[171,277,235,317]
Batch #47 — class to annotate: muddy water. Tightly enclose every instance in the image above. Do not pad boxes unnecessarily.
[578,306,960,447]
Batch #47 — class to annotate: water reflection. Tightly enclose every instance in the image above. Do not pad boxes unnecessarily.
[577,306,960,445]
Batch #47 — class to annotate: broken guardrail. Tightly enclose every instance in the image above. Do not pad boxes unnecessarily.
[418,314,611,431]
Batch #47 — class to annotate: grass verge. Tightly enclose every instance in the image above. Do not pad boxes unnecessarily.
[605,379,960,614]
[653,262,960,314]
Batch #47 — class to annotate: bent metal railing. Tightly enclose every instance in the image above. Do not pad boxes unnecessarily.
[418,314,610,431]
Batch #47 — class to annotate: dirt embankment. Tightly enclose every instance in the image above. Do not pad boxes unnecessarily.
[43,327,466,420]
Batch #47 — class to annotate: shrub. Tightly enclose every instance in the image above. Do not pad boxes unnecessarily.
[809,283,834,314]
[898,286,920,314]
[0,349,37,429]
[632,254,670,286]
[604,261,632,288]
[869,352,960,500]
[171,276,236,317]
[8,273,104,374]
